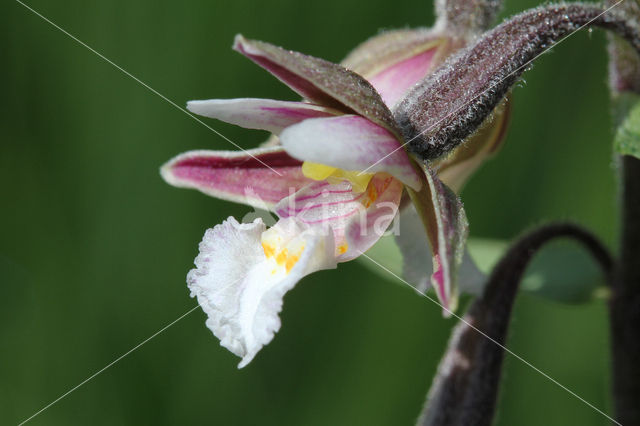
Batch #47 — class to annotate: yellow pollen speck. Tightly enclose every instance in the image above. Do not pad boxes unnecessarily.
[285,254,300,273]
[337,242,349,255]
[363,184,378,208]
[275,248,288,266]
[262,234,306,275]
[302,161,374,193]
[368,184,378,202]
[262,242,276,258]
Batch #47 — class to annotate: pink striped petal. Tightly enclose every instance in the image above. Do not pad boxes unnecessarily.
[161,147,313,209]
[186,98,338,134]
[279,115,421,191]
[233,35,399,134]
[342,29,444,76]
[341,30,452,108]
[274,174,403,261]
[343,176,404,261]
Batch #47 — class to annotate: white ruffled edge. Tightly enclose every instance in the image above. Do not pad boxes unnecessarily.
[187,217,336,367]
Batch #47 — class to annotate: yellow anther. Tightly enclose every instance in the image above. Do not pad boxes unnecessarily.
[302,161,374,193]
[301,162,337,181]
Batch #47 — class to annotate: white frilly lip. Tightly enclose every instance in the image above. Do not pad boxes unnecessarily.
[187,216,336,368]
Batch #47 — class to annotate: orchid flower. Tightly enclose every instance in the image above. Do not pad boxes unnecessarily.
[162,21,508,367]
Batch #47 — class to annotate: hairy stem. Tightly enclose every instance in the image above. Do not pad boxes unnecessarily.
[435,0,502,38]
[606,0,640,422]
[396,2,640,160]
[418,223,613,426]
[609,156,640,425]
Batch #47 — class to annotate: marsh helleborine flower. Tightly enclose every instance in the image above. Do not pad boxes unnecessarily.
[162,22,508,366]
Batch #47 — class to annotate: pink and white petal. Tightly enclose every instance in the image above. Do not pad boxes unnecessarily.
[187,217,336,368]
[274,179,361,247]
[186,98,339,134]
[161,147,313,209]
[395,204,484,295]
[342,175,404,261]
[233,35,399,134]
[342,29,444,77]
[279,115,421,191]
[274,174,403,261]
[407,165,468,315]
[368,46,438,108]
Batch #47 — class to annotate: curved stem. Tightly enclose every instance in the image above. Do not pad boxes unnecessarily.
[395,2,640,160]
[418,223,613,426]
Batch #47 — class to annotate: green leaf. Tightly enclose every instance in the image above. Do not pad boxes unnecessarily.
[361,236,608,304]
[362,233,404,279]
[612,92,640,159]
[467,238,608,304]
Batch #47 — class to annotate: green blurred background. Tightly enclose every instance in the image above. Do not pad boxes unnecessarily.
[1,0,618,424]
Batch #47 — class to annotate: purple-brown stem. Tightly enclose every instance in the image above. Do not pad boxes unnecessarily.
[418,223,613,426]
[609,155,640,425]
[395,3,640,160]
[607,0,640,423]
